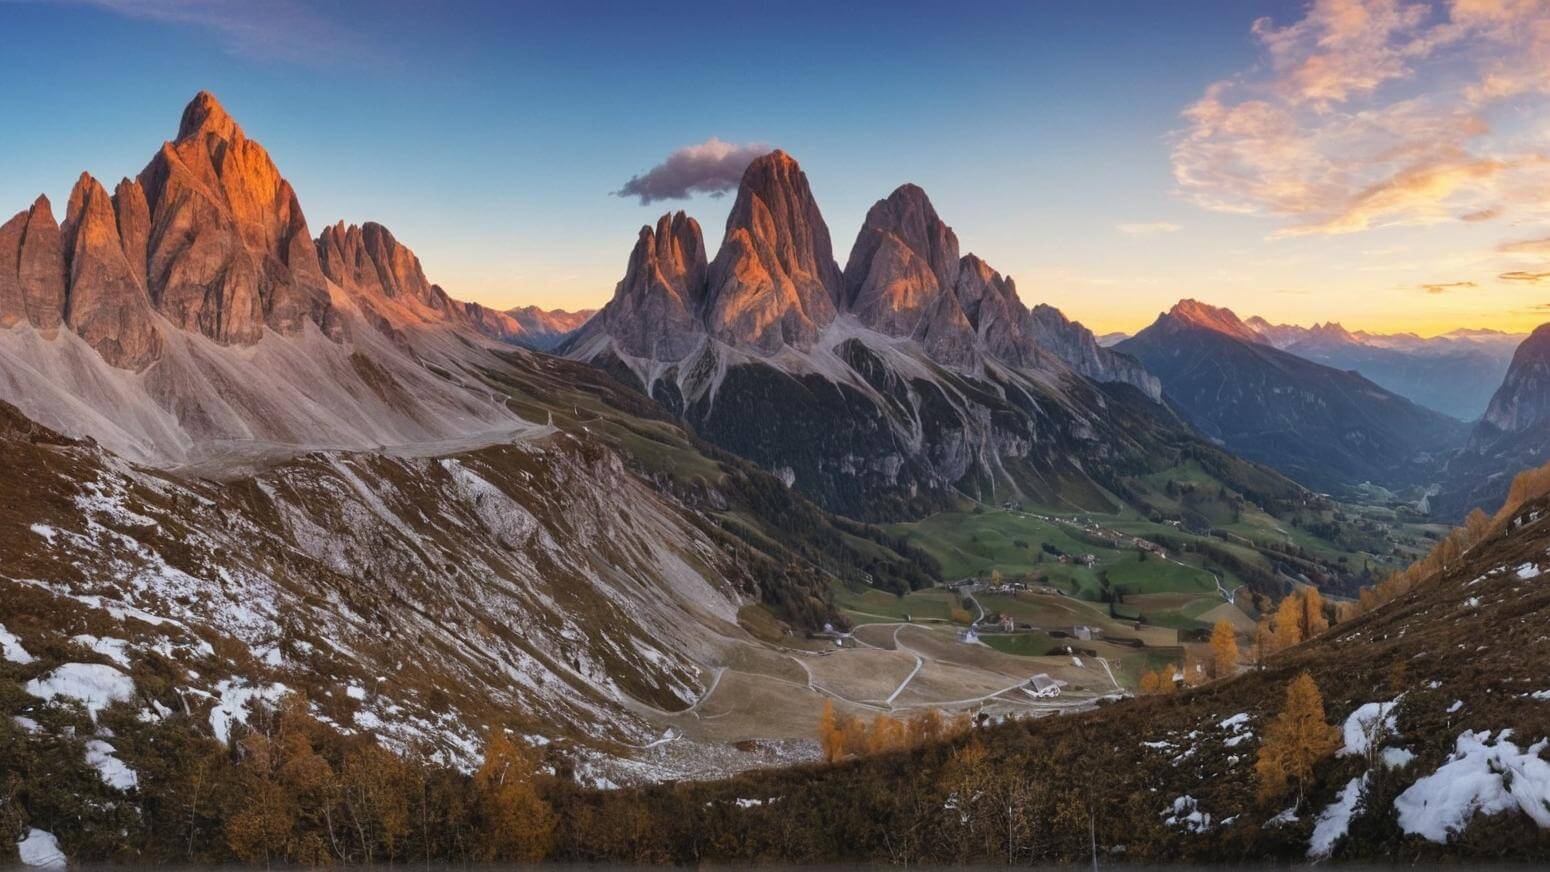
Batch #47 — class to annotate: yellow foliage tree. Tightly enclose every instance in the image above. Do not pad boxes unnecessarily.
[1255,671,1340,808]
[1209,620,1238,679]
[1254,616,1275,664]
[1138,670,1160,695]
[1273,594,1304,650]
[1298,587,1329,639]
[908,709,945,745]
[474,730,555,862]
[818,699,844,762]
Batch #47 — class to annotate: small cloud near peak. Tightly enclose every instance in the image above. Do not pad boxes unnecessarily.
[615,138,772,205]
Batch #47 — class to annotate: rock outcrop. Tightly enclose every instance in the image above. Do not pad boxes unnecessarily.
[0,196,67,330]
[60,174,162,370]
[842,185,976,365]
[1161,299,1264,343]
[1478,324,1550,438]
[953,254,1041,370]
[704,150,839,353]
[1028,303,1161,401]
[317,221,448,312]
[595,211,708,360]
[138,91,334,344]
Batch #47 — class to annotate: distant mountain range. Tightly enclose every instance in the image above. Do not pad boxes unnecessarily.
[1103,319,1520,421]
[1243,318,1521,421]
[1117,301,1469,492]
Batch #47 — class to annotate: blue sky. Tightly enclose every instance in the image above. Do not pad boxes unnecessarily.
[3,0,1548,334]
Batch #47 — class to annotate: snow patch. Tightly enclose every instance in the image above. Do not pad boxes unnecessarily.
[84,739,138,790]
[0,622,35,664]
[1381,747,1416,769]
[71,634,132,668]
[1340,699,1400,757]
[1161,795,1212,833]
[24,662,135,721]
[208,679,290,745]
[17,829,66,868]
[1395,729,1550,842]
[1309,773,1368,858]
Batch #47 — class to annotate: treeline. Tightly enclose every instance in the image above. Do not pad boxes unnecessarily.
[816,702,971,762]
[1,694,554,866]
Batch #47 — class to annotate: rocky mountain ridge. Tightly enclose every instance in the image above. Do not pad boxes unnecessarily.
[0,92,584,465]
[567,153,1257,517]
[1118,301,1469,492]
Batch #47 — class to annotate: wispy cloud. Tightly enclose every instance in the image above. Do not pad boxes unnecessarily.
[1420,280,1478,294]
[614,138,770,204]
[1172,0,1550,237]
[40,0,376,67]
[1499,236,1550,255]
[1500,270,1550,283]
[1116,221,1182,237]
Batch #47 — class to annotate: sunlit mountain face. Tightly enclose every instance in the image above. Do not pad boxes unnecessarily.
[4,2,1550,867]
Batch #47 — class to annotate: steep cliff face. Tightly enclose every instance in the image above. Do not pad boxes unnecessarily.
[60,174,162,370]
[842,185,977,366]
[1434,324,1550,518]
[0,93,533,461]
[1027,303,1161,401]
[1478,324,1550,437]
[0,196,67,331]
[590,211,708,361]
[704,151,840,353]
[138,91,334,344]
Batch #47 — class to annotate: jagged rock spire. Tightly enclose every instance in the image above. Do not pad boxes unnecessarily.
[591,211,708,361]
[61,173,162,370]
[0,195,67,330]
[704,150,840,354]
[843,183,977,365]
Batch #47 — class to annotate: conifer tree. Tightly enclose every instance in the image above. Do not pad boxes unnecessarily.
[1255,671,1339,808]
[1209,619,1238,679]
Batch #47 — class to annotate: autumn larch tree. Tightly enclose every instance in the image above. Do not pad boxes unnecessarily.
[1255,671,1340,809]
[1209,619,1238,679]
[1297,587,1329,639]
[1273,594,1305,650]
[473,729,555,862]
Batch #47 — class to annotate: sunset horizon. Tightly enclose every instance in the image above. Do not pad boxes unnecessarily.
[6,3,1550,867]
[5,1,1548,337]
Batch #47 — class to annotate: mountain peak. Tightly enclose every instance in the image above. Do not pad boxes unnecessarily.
[176,91,242,142]
[1163,298,1261,342]
[588,209,708,360]
[842,183,970,360]
[704,149,839,353]
[1480,322,1550,435]
[1309,321,1356,343]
